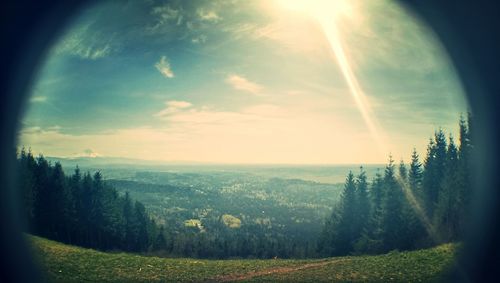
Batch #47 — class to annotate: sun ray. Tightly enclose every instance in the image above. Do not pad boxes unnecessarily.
[277,0,388,155]
[396,175,440,243]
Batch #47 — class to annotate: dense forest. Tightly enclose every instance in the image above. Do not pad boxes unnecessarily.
[18,151,159,252]
[18,115,473,259]
[107,177,338,258]
[318,115,473,256]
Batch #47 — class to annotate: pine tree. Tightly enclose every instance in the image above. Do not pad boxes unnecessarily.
[321,172,358,256]
[80,172,92,245]
[354,168,370,243]
[409,149,423,201]
[423,130,447,218]
[407,149,427,247]
[317,206,341,256]
[134,201,150,252]
[100,182,123,250]
[435,135,460,241]
[457,114,472,235]
[122,192,136,251]
[90,172,106,248]
[68,167,82,244]
[52,162,72,242]
[18,148,37,229]
[358,170,385,253]
[370,170,385,215]
[33,156,52,238]
[153,225,168,252]
[381,156,405,251]
[397,159,413,249]
[398,160,408,182]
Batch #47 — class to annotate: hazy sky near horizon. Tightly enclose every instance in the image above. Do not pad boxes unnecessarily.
[19,0,468,164]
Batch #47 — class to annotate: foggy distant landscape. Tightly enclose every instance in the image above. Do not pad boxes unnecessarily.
[44,157,385,258]
[47,156,385,183]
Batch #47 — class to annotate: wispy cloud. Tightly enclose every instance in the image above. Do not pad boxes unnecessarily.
[149,4,183,32]
[197,8,221,22]
[226,74,263,95]
[54,23,112,60]
[155,56,175,78]
[22,0,467,164]
[19,103,384,163]
[154,100,192,118]
[30,96,47,103]
[191,34,208,44]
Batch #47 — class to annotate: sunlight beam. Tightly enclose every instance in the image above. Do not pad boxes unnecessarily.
[278,0,388,155]
[396,175,440,243]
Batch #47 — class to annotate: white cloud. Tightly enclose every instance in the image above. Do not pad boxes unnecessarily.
[19,102,387,164]
[149,5,182,31]
[155,56,175,78]
[152,5,179,21]
[191,35,208,44]
[197,9,221,22]
[155,100,192,118]
[30,96,47,103]
[225,74,263,95]
[54,23,112,60]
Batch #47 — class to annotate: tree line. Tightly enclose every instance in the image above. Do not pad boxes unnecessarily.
[17,151,166,253]
[318,115,473,256]
[18,114,473,258]
[18,152,316,258]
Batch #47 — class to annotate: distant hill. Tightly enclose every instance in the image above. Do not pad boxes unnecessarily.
[29,234,457,282]
[45,156,384,184]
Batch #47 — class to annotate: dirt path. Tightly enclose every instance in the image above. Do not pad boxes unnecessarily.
[211,259,346,282]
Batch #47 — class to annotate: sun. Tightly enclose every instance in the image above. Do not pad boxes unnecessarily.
[276,0,352,22]
[275,0,387,155]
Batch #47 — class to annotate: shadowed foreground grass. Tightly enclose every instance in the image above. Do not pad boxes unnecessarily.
[28,235,457,282]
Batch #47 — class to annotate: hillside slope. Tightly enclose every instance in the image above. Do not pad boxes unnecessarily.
[28,235,457,282]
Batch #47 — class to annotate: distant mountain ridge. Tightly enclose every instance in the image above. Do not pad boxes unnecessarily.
[45,156,385,184]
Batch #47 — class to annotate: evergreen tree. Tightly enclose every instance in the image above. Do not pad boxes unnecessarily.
[33,156,52,238]
[90,172,105,248]
[122,192,136,251]
[81,172,93,245]
[68,167,82,244]
[423,130,447,218]
[336,171,357,254]
[370,170,385,215]
[357,170,385,254]
[398,160,408,182]
[320,117,474,257]
[152,225,168,252]
[397,159,413,249]
[381,156,405,251]
[134,201,150,252]
[353,168,370,243]
[17,154,159,253]
[18,148,37,228]
[317,206,341,256]
[409,149,423,201]
[52,162,71,242]
[435,135,460,241]
[457,114,472,235]
[407,149,427,247]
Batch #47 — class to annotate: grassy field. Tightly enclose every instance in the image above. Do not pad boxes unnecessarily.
[28,235,457,282]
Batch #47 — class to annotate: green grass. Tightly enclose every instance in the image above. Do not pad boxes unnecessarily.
[246,245,457,282]
[28,235,457,282]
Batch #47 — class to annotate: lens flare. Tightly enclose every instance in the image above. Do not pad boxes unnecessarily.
[396,175,440,243]
[278,0,387,154]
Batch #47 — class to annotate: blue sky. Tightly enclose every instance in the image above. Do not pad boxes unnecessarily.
[19,0,468,164]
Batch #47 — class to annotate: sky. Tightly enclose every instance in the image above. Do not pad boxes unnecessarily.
[19,0,468,164]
